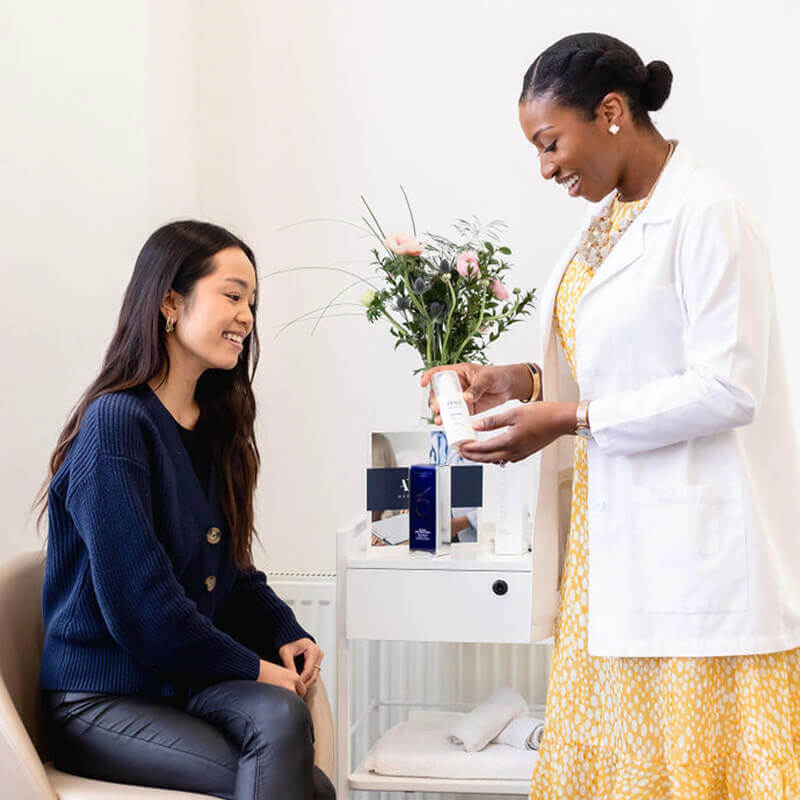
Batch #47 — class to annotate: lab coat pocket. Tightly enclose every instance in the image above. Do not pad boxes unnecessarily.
[631,483,748,614]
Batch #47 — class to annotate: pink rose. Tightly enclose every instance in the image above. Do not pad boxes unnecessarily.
[456,251,480,278]
[385,232,425,256]
[491,279,509,300]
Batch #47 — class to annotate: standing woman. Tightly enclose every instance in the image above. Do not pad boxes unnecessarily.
[35,221,335,799]
[423,33,800,798]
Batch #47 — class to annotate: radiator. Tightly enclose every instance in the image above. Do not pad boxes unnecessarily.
[270,575,552,800]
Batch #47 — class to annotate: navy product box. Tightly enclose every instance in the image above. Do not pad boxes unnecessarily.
[409,464,452,557]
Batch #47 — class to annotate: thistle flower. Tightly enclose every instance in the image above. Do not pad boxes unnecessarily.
[428,301,444,319]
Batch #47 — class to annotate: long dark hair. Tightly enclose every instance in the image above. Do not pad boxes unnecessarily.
[520,33,673,128]
[33,220,261,570]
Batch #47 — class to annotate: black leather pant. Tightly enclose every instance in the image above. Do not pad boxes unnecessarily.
[43,681,336,800]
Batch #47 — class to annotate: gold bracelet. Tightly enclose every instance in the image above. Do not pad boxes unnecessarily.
[520,362,541,403]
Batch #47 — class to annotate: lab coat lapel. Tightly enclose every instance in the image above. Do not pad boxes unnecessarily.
[577,142,694,304]
[537,143,696,376]
[581,217,646,300]
[538,227,585,369]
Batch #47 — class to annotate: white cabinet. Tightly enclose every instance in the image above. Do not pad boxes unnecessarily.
[346,568,531,643]
[335,515,540,797]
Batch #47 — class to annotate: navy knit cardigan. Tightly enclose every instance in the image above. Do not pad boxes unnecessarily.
[40,384,311,697]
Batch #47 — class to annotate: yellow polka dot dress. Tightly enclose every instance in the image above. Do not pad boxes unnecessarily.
[529,195,800,799]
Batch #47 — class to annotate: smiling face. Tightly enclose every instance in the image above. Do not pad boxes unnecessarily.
[518,93,628,202]
[165,246,257,374]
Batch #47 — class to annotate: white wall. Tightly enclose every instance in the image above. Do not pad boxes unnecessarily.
[2,1,797,573]
[0,0,203,557]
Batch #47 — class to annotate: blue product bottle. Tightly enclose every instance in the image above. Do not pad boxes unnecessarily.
[409,463,452,557]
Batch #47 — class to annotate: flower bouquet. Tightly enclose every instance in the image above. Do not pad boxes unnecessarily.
[355,195,535,373]
[273,190,536,417]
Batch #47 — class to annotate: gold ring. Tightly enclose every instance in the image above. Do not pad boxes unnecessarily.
[313,664,322,671]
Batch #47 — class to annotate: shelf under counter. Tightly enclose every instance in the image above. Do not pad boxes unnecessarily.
[347,767,531,795]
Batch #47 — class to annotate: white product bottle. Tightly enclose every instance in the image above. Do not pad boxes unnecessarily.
[494,461,532,555]
[431,370,477,448]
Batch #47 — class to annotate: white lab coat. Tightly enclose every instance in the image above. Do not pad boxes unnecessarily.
[529,142,800,657]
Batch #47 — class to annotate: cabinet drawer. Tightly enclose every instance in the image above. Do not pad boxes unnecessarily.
[346,568,532,643]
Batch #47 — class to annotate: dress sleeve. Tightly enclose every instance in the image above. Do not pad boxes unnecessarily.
[67,453,261,683]
[588,196,771,457]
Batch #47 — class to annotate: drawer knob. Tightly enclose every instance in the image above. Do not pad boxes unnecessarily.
[492,579,508,596]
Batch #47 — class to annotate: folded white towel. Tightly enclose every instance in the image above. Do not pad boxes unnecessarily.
[493,715,545,750]
[448,688,528,752]
[363,710,540,780]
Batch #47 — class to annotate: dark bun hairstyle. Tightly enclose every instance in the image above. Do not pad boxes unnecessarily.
[520,33,673,127]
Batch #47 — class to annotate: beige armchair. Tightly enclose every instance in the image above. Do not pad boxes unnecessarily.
[0,551,334,799]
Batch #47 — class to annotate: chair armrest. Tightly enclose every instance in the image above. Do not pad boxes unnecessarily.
[0,681,57,800]
[305,678,334,781]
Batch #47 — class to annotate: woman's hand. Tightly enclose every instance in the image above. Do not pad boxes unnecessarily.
[278,637,324,689]
[420,363,533,424]
[457,402,578,463]
[257,659,308,697]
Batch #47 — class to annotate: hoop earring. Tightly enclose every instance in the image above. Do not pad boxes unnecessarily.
[165,316,174,334]
[608,124,620,135]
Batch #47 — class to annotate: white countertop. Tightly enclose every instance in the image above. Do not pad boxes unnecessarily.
[346,539,532,572]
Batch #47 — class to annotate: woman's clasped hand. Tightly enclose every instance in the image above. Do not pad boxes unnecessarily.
[420,362,576,464]
[257,659,308,697]
[257,637,324,697]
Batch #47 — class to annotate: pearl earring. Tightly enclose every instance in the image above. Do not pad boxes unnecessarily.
[608,124,620,135]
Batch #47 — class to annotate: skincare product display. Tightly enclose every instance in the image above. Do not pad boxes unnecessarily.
[409,463,452,556]
[365,427,536,554]
[431,370,476,447]
[366,429,482,547]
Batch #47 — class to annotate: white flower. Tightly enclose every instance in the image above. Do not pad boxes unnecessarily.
[359,289,376,306]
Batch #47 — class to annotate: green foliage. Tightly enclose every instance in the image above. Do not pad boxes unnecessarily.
[276,192,537,372]
[361,204,536,371]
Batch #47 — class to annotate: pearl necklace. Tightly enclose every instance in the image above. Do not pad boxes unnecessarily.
[575,139,676,271]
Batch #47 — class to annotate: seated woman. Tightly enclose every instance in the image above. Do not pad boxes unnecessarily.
[35,221,335,800]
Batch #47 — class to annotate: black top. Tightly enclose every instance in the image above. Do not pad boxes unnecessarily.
[175,419,212,499]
